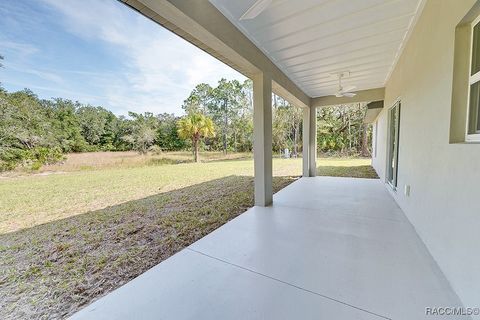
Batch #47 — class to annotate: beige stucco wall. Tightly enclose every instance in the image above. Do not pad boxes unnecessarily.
[372,0,480,309]
[372,115,386,180]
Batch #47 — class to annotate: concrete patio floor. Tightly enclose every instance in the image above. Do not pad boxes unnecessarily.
[71,177,463,320]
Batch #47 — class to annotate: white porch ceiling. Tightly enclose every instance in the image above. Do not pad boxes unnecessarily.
[209,0,425,98]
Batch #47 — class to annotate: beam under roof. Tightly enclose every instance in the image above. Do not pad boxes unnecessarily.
[121,0,311,108]
[311,88,385,107]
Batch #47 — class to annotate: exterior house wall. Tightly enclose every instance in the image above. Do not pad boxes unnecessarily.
[372,115,387,180]
[372,0,480,309]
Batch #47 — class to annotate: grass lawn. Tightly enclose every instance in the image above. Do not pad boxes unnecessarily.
[0,151,377,319]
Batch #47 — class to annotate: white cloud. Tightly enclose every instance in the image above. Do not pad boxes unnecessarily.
[7,64,63,84]
[3,80,107,101]
[39,0,246,116]
[0,40,39,57]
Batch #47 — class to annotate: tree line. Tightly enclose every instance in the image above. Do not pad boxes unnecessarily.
[0,88,186,170]
[317,103,371,156]
[0,78,371,171]
[180,78,371,158]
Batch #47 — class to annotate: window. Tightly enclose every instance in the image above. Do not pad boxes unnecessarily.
[467,17,480,141]
[387,101,400,189]
[450,2,480,143]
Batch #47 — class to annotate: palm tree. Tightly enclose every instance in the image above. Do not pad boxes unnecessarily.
[177,113,215,162]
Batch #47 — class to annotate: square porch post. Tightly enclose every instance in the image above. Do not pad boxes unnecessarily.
[253,72,273,206]
[302,107,310,177]
[308,106,317,177]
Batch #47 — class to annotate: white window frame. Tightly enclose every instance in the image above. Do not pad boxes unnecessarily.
[466,14,480,142]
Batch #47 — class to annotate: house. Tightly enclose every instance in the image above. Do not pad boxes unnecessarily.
[72,0,480,319]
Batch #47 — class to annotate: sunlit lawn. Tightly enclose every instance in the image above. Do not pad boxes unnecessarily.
[0,152,375,234]
[0,151,377,319]
[0,156,255,234]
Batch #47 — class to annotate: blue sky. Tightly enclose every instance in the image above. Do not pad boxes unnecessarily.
[0,0,246,116]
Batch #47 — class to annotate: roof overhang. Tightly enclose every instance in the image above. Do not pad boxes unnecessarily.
[121,0,424,109]
[209,0,425,98]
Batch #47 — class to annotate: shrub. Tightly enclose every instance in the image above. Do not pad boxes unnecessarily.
[0,147,65,172]
[32,147,64,165]
[0,148,27,172]
[148,145,163,155]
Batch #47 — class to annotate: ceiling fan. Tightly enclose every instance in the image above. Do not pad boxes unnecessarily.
[333,72,356,98]
[240,0,272,20]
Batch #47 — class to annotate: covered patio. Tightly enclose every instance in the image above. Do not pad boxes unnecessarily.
[116,0,403,206]
[72,177,461,320]
[67,0,480,318]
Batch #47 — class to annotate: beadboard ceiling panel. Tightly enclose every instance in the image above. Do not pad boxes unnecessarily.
[209,0,425,97]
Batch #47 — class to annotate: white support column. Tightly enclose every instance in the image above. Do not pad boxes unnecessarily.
[253,73,273,206]
[302,107,310,177]
[308,105,317,177]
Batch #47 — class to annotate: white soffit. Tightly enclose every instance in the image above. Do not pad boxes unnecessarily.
[209,0,425,98]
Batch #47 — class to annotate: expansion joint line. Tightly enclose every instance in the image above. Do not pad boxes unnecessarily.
[186,247,391,320]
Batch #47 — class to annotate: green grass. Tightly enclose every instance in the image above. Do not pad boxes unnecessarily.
[0,155,376,234]
[0,152,377,319]
[315,157,378,178]
[0,159,253,233]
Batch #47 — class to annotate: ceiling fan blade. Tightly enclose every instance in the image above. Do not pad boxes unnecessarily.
[342,85,356,93]
[240,0,272,20]
[342,92,357,98]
